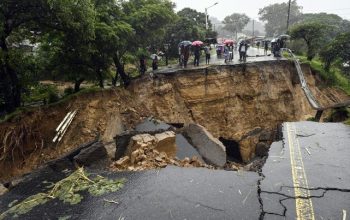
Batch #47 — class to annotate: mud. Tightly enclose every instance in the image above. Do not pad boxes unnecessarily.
[0,61,348,181]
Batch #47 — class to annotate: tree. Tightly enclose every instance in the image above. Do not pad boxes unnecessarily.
[289,22,329,61]
[110,0,175,86]
[177,8,211,30]
[320,32,350,71]
[0,0,95,112]
[259,0,302,37]
[300,13,350,40]
[223,13,250,40]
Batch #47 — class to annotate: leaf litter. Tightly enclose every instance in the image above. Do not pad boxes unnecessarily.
[0,167,125,219]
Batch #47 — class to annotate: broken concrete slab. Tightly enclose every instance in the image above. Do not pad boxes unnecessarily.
[183,124,226,167]
[74,142,108,167]
[175,134,203,161]
[135,117,171,132]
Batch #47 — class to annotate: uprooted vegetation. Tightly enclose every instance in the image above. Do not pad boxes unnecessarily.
[0,60,349,182]
[0,167,125,219]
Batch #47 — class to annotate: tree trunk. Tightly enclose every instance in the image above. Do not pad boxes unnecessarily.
[96,68,104,88]
[113,54,130,87]
[0,35,21,113]
[74,78,84,92]
[112,70,119,87]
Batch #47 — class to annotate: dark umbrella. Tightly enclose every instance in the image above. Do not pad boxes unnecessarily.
[279,34,290,40]
[178,41,192,47]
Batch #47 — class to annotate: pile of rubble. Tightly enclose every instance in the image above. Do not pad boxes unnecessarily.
[110,131,213,171]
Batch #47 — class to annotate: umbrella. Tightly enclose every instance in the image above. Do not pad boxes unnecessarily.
[192,41,204,46]
[150,54,158,59]
[178,41,192,47]
[279,34,290,40]
[204,38,217,44]
[224,39,235,45]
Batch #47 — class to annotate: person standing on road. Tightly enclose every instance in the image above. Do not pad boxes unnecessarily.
[257,41,260,50]
[204,44,211,65]
[264,41,269,55]
[152,55,158,70]
[183,46,190,68]
[193,46,200,66]
[239,40,247,62]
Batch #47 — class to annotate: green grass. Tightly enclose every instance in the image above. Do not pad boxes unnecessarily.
[297,56,350,95]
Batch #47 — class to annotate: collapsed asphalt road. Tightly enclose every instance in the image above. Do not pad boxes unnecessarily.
[0,121,349,219]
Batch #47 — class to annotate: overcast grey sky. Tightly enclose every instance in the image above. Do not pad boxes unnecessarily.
[171,0,350,21]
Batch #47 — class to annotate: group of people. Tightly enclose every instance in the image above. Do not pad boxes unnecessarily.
[179,44,212,68]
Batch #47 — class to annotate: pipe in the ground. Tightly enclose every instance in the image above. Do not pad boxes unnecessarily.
[57,110,77,142]
[55,111,72,132]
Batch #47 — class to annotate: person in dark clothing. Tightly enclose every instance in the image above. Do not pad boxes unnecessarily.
[204,44,211,65]
[139,55,146,75]
[238,40,248,62]
[181,45,190,68]
[152,55,158,70]
[193,46,200,66]
[264,41,269,55]
[257,41,260,50]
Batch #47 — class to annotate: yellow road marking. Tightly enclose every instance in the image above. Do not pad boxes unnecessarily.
[286,123,315,220]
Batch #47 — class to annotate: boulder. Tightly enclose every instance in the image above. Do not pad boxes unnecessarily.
[259,130,273,142]
[175,134,203,161]
[239,135,259,163]
[255,142,270,157]
[74,142,107,166]
[183,124,226,167]
[154,131,176,158]
[0,184,8,196]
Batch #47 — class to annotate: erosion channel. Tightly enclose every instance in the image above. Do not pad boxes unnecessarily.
[0,60,348,182]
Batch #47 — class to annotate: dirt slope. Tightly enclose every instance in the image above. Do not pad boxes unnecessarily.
[0,60,348,181]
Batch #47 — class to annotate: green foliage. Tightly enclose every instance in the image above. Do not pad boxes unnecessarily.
[259,0,302,37]
[320,32,350,71]
[298,56,350,95]
[289,22,329,61]
[300,13,350,40]
[0,168,126,219]
[64,87,75,96]
[324,107,350,123]
[223,13,250,38]
[22,84,59,104]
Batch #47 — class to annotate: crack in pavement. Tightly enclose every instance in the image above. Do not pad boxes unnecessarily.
[260,186,350,218]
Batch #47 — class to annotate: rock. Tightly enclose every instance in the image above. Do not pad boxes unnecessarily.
[155,83,173,95]
[0,184,8,196]
[115,156,130,166]
[239,136,259,163]
[259,130,273,142]
[154,131,176,158]
[175,134,203,161]
[127,134,156,155]
[255,142,270,157]
[114,131,138,160]
[74,142,108,166]
[183,124,226,167]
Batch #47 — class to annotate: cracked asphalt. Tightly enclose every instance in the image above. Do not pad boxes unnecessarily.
[0,121,349,219]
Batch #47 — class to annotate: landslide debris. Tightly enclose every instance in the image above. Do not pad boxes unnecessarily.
[110,132,213,171]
